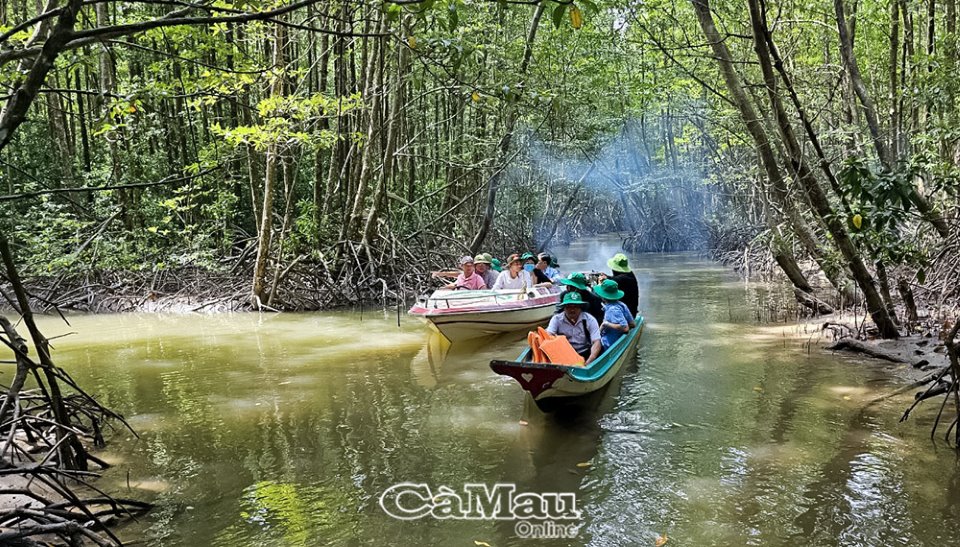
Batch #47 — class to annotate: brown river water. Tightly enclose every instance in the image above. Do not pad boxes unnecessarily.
[31,236,960,546]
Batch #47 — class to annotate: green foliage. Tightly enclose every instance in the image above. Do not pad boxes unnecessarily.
[838,158,931,267]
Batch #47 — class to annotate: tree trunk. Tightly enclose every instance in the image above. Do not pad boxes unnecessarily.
[889,0,900,161]
[748,0,899,337]
[834,0,893,169]
[469,2,546,254]
[361,19,408,264]
[897,276,919,323]
[689,0,854,302]
[343,15,384,243]
[0,0,83,152]
[251,23,286,306]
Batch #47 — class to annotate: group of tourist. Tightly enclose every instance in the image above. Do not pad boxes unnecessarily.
[437,249,640,366]
[440,252,563,292]
[545,253,639,366]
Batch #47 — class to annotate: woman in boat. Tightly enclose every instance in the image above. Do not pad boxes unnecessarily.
[444,255,487,290]
[593,279,635,349]
[492,253,537,290]
[545,291,602,365]
[473,254,498,289]
[559,272,604,325]
[522,252,552,284]
[599,253,639,316]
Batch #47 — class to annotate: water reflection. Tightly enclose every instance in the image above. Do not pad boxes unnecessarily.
[23,238,960,546]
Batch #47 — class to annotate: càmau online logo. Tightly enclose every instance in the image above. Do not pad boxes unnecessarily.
[379,483,582,521]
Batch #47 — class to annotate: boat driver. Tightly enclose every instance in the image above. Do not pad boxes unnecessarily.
[546,292,602,365]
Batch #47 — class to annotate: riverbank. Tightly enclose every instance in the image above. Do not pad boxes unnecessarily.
[802,313,952,384]
[0,262,427,314]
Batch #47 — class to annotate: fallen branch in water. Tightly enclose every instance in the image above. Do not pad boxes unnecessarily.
[827,338,914,364]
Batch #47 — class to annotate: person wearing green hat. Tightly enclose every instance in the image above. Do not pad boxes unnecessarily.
[594,279,635,349]
[546,291,602,365]
[559,272,604,325]
[490,257,502,272]
[473,254,498,289]
[600,252,639,317]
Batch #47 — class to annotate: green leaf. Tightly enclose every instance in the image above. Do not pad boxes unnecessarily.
[552,3,567,28]
[385,3,401,22]
[579,0,600,14]
[448,3,459,31]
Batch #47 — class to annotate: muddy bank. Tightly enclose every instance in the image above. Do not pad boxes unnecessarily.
[808,313,953,382]
[0,263,430,314]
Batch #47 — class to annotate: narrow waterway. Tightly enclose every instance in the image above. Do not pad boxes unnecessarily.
[33,236,960,546]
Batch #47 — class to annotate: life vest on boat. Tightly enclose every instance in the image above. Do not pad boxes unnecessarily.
[527,327,584,366]
[538,335,585,366]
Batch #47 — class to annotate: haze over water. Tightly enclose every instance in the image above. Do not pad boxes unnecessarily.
[34,235,960,546]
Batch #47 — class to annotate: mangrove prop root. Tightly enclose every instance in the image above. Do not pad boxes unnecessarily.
[0,234,151,546]
[889,317,960,446]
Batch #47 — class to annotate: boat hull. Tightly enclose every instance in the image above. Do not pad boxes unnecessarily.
[409,287,561,342]
[490,315,645,411]
[420,303,559,341]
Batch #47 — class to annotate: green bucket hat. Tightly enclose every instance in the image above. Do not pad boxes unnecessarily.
[559,291,589,308]
[520,252,536,262]
[559,272,589,291]
[473,254,491,265]
[608,253,630,273]
[491,258,502,272]
[593,279,624,301]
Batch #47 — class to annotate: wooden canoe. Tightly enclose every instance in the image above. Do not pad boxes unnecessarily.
[408,286,561,342]
[490,314,645,411]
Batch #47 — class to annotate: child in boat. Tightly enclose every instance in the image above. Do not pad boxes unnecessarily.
[593,279,635,349]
